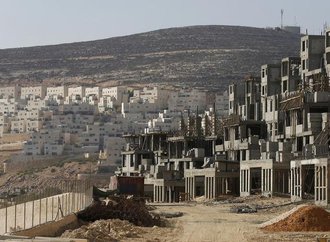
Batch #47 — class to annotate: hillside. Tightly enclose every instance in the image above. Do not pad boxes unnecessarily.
[0,25,301,90]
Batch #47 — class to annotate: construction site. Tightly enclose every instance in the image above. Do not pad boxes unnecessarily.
[0,26,330,242]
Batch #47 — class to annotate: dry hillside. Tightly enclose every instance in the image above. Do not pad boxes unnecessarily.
[0,25,300,91]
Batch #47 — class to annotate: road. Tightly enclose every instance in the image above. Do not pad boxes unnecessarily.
[152,201,330,242]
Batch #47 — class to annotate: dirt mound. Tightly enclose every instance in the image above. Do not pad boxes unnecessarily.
[77,196,161,227]
[263,205,330,232]
[61,219,144,242]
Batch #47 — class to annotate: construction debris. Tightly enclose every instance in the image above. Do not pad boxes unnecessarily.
[61,219,144,242]
[230,204,257,213]
[77,196,161,227]
[262,205,330,232]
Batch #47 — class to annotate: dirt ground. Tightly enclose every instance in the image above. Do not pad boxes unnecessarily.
[129,197,330,242]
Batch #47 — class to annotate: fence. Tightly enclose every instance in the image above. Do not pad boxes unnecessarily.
[0,179,93,235]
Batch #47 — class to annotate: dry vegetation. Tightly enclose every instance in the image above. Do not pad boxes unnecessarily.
[0,25,300,91]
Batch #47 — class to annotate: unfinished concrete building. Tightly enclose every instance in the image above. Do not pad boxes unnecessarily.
[288,31,330,206]
[119,131,186,202]
[227,32,329,202]
[220,76,277,196]
[116,31,330,205]
[117,107,239,202]
[281,57,301,94]
[220,31,330,202]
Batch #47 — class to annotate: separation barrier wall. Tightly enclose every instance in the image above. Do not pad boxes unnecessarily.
[0,179,93,235]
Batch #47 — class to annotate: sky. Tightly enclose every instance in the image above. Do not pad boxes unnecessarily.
[0,0,329,49]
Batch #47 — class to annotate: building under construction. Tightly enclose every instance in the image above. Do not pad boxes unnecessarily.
[219,30,330,205]
[116,109,239,202]
[115,30,330,205]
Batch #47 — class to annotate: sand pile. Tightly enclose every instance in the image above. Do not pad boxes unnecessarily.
[61,219,144,242]
[263,205,330,232]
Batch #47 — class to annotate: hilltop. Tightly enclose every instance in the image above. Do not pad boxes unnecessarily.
[0,25,300,90]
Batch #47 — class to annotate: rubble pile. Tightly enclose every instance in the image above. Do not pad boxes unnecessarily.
[263,205,330,232]
[77,196,161,227]
[61,219,143,242]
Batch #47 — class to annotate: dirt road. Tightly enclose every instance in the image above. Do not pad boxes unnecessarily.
[152,200,330,242]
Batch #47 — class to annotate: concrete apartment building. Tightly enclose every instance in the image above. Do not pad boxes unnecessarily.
[85,86,102,98]
[0,98,18,115]
[168,88,207,112]
[21,86,46,100]
[133,86,170,110]
[215,91,229,117]
[68,86,86,98]
[23,129,64,156]
[217,31,330,204]
[46,86,68,99]
[102,86,128,102]
[0,86,20,99]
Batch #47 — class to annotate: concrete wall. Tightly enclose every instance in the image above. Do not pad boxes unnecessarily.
[0,190,93,235]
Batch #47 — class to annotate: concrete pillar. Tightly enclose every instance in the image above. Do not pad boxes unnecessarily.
[315,166,318,201]
[266,169,269,191]
[247,169,250,194]
[155,186,158,202]
[208,177,211,199]
[294,167,298,196]
[169,186,172,203]
[185,178,187,194]
[175,142,178,158]
[156,185,158,202]
[184,140,188,155]
[268,169,270,191]
[265,169,268,192]
[160,186,165,202]
[242,170,245,192]
[318,166,321,201]
[324,166,327,202]
[205,177,208,199]
[188,177,191,198]
[290,169,293,195]
[299,167,302,197]
[282,171,286,193]
[240,171,242,193]
[213,177,216,199]
[153,185,156,202]
[188,177,191,199]
[225,178,228,194]
[261,169,264,193]
[157,186,160,202]
[192,177,195,198]
[270,169,273,195]
[210,177,213,198]
[191,177,193,198]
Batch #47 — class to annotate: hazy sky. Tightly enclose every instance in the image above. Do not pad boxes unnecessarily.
[0,0,329,49]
